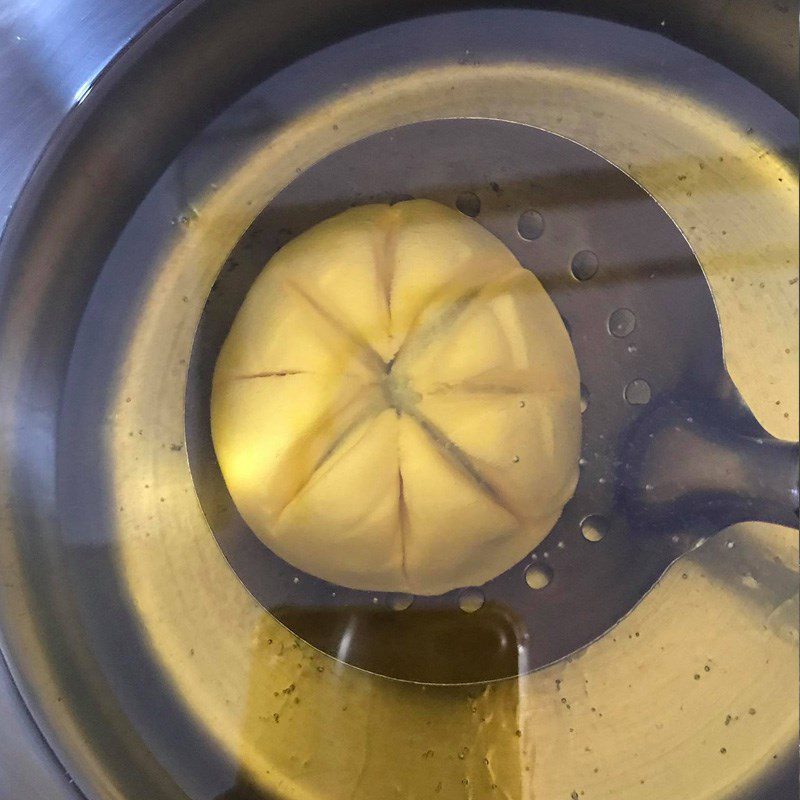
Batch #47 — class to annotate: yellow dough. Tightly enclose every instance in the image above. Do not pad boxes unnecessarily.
[211,200,581,595]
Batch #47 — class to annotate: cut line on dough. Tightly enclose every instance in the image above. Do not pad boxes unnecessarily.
[397,466,411,590]
[404,406,520,523]
[230,370,375,382]
[277,394,386,517]
[392,284,484,369]
[372,207,400,317]
[232,370,309,380]
[390,268,533,376]
[283,278,387,373]
[423,380,574,397]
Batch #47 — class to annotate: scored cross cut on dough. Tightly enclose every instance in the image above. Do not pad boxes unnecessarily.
[263,204,397,362]
[213,271,381,381]
[273,408,406,592]
[414,392,581,522]
[398,413,524,596]
[389,200,521,350]
[210,373,382,531]
[211,199,582,595]
[398,269,577,396]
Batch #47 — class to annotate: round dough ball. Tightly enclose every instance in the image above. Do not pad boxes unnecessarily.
[211,199,581,595]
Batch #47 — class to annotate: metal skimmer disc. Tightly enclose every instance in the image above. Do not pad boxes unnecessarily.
[186,118,729,683]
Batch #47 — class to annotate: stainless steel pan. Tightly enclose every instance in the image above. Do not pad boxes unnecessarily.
[0,2,797,798]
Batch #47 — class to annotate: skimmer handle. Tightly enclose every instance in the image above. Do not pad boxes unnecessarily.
[623,400,799,533]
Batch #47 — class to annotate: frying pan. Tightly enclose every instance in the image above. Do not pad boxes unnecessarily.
[0,2,797,799]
